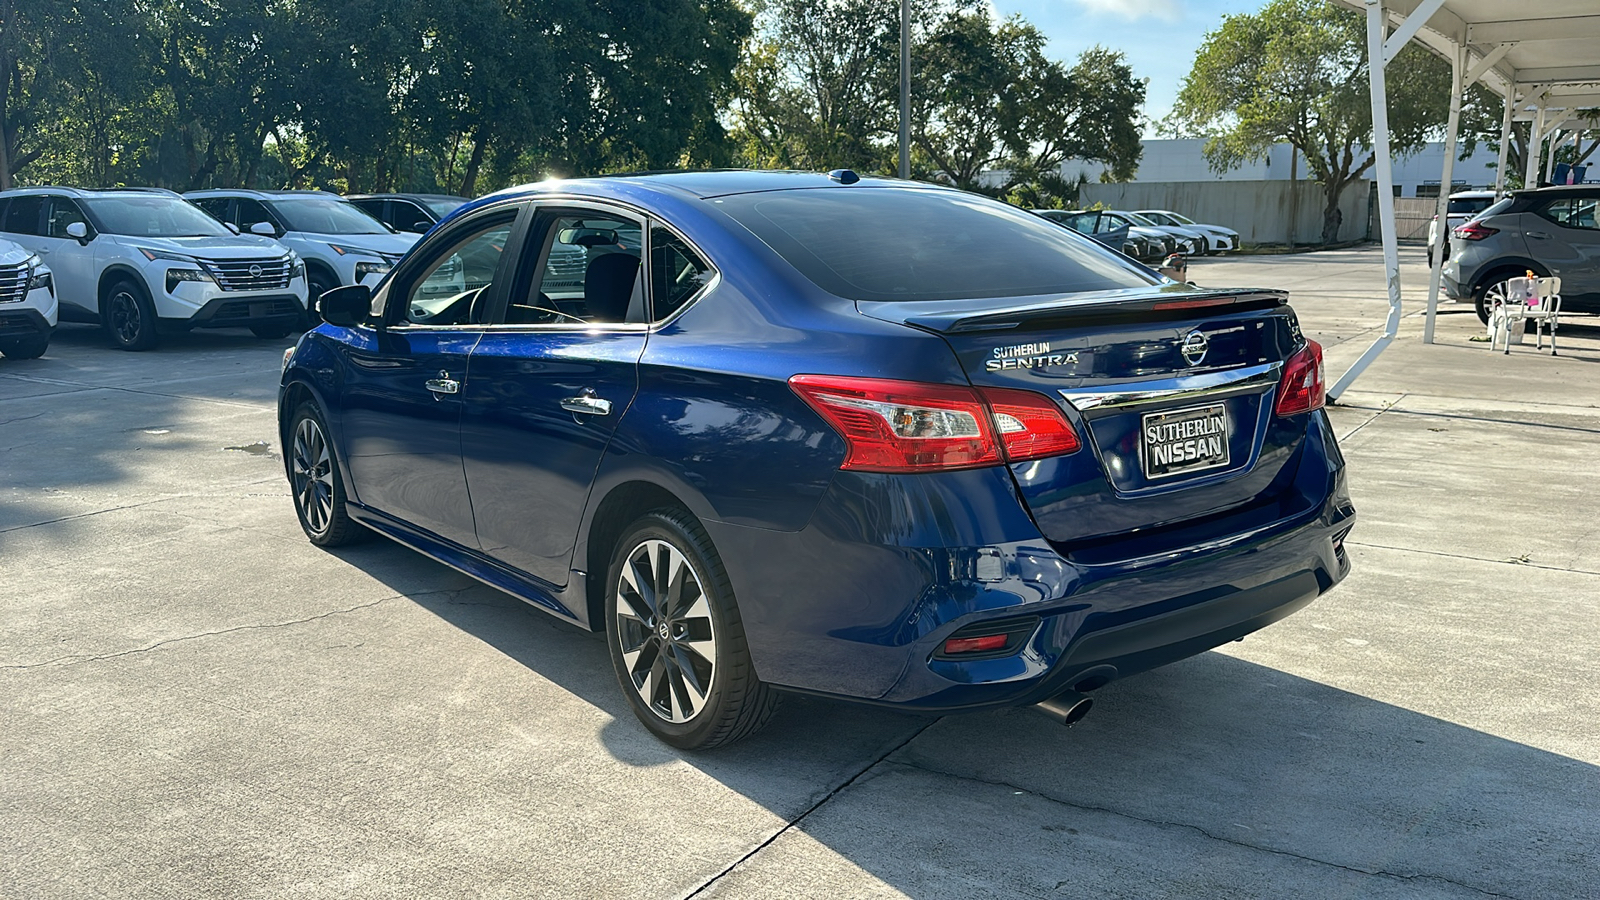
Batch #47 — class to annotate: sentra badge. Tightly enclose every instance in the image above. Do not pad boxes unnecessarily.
[986,341,1079,372]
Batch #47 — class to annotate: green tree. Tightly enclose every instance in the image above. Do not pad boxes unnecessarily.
[1166,0,1452,244]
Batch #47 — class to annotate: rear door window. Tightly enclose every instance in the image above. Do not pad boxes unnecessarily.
[2,196,43,235]
[1540,197,1600,231]
[715,188,1154,302]
[649,226,715,321]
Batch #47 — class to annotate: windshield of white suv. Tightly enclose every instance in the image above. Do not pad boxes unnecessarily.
[426,199,466,217]
[84,196,231,238]
[1125,212,1162,227]
[270,197,389,234]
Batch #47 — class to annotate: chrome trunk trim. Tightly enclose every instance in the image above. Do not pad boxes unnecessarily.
[1059,361,1283,412]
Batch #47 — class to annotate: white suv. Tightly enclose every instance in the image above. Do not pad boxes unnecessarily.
[0,237,57,360]
[0,188,308,350]
[185,190,419,302]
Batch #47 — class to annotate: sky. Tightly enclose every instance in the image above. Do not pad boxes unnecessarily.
[990,0,1264,133]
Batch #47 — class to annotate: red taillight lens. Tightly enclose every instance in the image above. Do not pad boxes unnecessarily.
[789,375,1080,472]
[942,634,1008,655]
[1452,221,1497,241]
[1273,340,1325,417]
[981,386,1081,461]
[790,375,1001,472]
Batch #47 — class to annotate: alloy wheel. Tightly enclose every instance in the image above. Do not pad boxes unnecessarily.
[614,539,719,724]
[291,417,335,535]
[109,291,142,345]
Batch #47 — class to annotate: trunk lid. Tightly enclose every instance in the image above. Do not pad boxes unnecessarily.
[860,287,1309,550]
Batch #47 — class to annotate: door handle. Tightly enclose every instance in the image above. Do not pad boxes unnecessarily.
[1527,231,1551,239]
[561,392,613,416]
[425,376,460,395]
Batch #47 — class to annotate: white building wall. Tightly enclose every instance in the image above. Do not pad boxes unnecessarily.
[1066,139,1500,197]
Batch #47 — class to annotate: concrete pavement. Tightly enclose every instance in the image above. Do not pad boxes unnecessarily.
[2,246,1596,898]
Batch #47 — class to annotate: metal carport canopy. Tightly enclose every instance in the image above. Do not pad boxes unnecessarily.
[1325,0,1600,400]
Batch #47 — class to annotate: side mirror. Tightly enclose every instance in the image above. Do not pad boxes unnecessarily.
[249,221,278,237]
[318,284,372,327]
[66,221,89,243]
[404,220,431,233]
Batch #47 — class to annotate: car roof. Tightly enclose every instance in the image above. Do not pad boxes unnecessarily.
[345,193,470,204]
[1449,190,1497,199]
[1513,184,1600,197]
[0,186,183,199]
[183,189,343,200]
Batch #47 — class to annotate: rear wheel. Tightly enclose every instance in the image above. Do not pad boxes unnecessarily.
[0,333,49,359]
[605,510,778,750]
[103,279,160,351]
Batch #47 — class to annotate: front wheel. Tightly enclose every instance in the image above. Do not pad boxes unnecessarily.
[103,280,160,351]
[287,402,364,546]
[605,510,778,749]
[0,334,50,359]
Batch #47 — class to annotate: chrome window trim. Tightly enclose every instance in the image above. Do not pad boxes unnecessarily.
[1059,360,1283,413]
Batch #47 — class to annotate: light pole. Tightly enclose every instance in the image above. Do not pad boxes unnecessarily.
[899,0,910,179]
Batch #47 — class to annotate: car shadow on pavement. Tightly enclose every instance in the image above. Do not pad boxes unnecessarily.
[328,540,1600,899]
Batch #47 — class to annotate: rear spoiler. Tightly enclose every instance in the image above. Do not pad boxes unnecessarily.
[859,288,1290,334]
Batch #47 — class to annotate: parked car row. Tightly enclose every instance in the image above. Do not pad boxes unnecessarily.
[1033,208,1238,263]
[0,187,487,357]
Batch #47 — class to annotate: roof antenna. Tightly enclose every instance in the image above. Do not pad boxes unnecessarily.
[827,169,860,185]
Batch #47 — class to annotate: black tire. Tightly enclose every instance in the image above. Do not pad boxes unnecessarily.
[0,333,50,360]
[307,269,337,309]
[1473,267,1541,324]
[250,323,294,339]
[287,401,365,547]
[102,279,160,351]
[605,509,778,750]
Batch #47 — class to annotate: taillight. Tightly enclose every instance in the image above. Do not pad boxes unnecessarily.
[982,386,1081,461]
[1452,221,1497,241]
[1273,340,1325,417]
[789,375,1080,473]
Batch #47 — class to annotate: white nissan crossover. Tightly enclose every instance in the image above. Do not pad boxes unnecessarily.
[0,236,57,360]
[185,189,420,303]
[0,188,308,350]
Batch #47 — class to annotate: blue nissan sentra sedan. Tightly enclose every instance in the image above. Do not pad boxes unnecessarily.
[279,170,1354,749]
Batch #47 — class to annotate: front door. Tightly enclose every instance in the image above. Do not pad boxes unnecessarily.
[336,206,521,548]
[461,204,649,587]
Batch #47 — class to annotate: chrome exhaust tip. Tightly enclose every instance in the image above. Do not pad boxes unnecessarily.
[1034,691,1094,727]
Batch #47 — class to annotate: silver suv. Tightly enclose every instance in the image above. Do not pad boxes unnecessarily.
[0,188,308,350]
[1442,186,1600,322]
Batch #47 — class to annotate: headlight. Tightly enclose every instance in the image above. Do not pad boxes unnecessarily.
[282,346,295,373]
[328,244,383,259]
[354,261,391,279]
[289,254,305,278]
[24,255,52,293]
[166,268,214,293]
[138,247,201,264]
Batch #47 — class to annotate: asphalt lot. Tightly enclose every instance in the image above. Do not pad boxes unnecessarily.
[3,246,1597,899]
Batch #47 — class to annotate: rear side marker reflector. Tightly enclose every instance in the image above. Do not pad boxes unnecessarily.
[943,634,1008,654]
[789,375,1080,473]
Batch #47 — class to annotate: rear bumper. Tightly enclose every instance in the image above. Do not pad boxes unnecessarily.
[706,411,1353,711]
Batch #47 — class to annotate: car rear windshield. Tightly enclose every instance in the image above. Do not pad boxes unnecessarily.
[83,196,231,238]
[271,197,388,234]
[1448,197,1494,215]
[714,188,1157,301]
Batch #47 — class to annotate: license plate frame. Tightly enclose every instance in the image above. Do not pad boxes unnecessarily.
[1140,402,1230,480]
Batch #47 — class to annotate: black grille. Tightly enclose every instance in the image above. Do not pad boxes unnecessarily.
[0,313,45,336]
[0,263,27,304]
[202,256,293,292]
[210,298,302,322]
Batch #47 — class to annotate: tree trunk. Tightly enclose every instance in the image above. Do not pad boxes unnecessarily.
[459,130,487,197]
[1320,185,1344,246]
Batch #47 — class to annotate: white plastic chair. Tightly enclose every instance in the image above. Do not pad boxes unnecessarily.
[1489,276,1562,355]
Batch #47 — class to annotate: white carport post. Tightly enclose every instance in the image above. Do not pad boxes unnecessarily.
[1524,104,1546,188]
[1329,0,1406,401]
[1493,85,1514,195]
[1423,43,1465,344]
